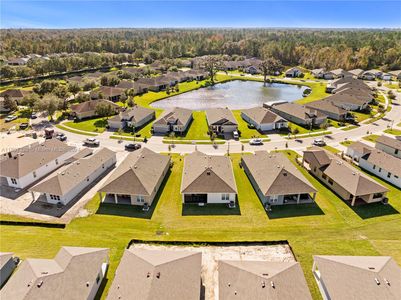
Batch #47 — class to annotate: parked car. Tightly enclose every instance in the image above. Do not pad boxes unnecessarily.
[84,138,100,146]
[44,127,54,139]
[5,115,17,122]
[55,133,67,141]
[19,123,29,130]
[313,138,326,146]
[30,113,38,119]
[125,143,141,151]
[233,130,239,139]
[249,138,263,145]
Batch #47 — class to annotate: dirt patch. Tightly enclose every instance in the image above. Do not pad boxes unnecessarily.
[131,242,295,300]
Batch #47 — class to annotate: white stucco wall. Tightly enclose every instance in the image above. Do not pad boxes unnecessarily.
[376,143,401,159]
[207,193,236,204]
[359,159,401,189]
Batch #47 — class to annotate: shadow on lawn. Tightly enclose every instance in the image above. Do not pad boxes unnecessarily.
[348,202,399,220]
[182,203,241,216]
[267,203,324,219]
[96,168,172,219]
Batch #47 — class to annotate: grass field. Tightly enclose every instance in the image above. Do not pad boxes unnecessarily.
[363,134,380,143]
[1,152,400,299]
[63,117,108,133]
[55,124,97,136]
[384,128,401,136]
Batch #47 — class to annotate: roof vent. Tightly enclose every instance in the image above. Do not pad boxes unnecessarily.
[37,280,43,288]
[261,281,266,288]
[283,172,287,176]
[368,267,375,270]
[374,278,380,285]
[228,282,231,287]
[20,153,24,156]
[271,281,275,289]
[156,272,160,279]
[86,282,90,287]
[384,278,390,286]
[41,272,48,275]
[262,273,269,276]
[207,171,211,175]
[147,272,151,278]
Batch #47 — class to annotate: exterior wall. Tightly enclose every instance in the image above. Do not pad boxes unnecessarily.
[206,193,236,204]
[241,112,275,131]
[5,151,74,189]
[44,155,117,205]
[345,148,364,162]
[359,159,401,189]
[376,143,401,159]
[107,119,123,129]
[152,124,170,134]
[0,258,16,288]
[127,112,155,129]
[87,262,108,300]
[75,110,97,120]
[334,102,364,111]
[221,124,238,133]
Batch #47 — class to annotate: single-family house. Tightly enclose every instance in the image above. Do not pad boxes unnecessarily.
[381,73,392,81]
[361,70,381,80]
[359,148,401,189]
[322,92,370,111]
[206,108,238,135]
[244,65,261,74]
[106,248,201,300]
[136,78,169,92]
[241,107,288,131]
[302,148,388,206]
[242,151,317,207]
[388,70,401,80]
[0,247,109,300]
[91,86,125,102]
[0,89,31,103]
[152,107,193,134]
[285,67,303,78]
[312,68,326,79]
[185,69,207,81]
[181,151,237,205]
[345,141,374,162]
[116,80,135,90]
[312,256,401,300]
[0,139,76,189]
[305,99,349,121]
[375,135,401,159]
[0,253,18,288]
[269,102,327,127]
[99,148,170,207]
[7,57,29,66]
[326,77,372,94]
[0,97,11,112]
[29,148,116,205]
[166,71,191,82]
[107,105,155,130]
[70,99,121,120]
[348,69,365,78]
[219,260,312,300]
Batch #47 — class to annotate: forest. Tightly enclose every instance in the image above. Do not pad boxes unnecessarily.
[1,28,401,71]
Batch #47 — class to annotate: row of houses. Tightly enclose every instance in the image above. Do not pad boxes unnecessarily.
[311,68,401,81]
[2,247,400,300]
[346,135,401,188]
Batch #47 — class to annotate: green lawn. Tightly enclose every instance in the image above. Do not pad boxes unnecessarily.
[385,83,400,89]
[322,145,341,154]
[363,134,380,143]
[353,111,372,123]
[232,110,266,139]
[340,140,353,147]
[384,128,401,136]
[55,124,97,136]
[2,152,401,299]
[63,117,108,133]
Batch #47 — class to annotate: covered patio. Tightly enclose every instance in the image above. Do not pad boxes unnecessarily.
[283,193,316,205]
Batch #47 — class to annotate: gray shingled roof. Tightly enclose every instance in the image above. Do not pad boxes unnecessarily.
[206,108,237,126]
[0,247,109,300]
[305,99,347,115]
[241,107,285,125]
[0,139,75,178]
[314,256,401,300]
[219,260,312,300]
[108,105,154,124]
[376,135,401,151]
[242,151,316,196]
[106,248,202,300]
[181,151,237,194]
[30,148,116,196]
[153,107,192,126]
[99,148,170,196]
[71,99,120,114]
[362,149,401,177]
[347,141,374,155]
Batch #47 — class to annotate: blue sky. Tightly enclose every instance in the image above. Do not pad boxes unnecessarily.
[1,1,401,29]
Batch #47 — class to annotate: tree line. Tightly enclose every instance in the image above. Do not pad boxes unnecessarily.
[1,28,400,71]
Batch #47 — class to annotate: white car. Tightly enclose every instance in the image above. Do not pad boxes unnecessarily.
[5,115,17,122]
[233,130,239,139]
[313,138,326,146]
[83,137,100,146]
[249,138,263,145]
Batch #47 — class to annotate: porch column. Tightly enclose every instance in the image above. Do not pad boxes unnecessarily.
[31,191,35,202]
[114,194,118,204]
[301,156,305,167]
[351,195,356,206]
[98,192,103,202]
[313,192,316,202]
[297,194,301,204]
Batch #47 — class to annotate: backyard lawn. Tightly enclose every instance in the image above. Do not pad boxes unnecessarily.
[363,134,380,143]
[384,128,401,136]
[232,110,266,139]
[63,117,108,133]
[1,152,401,300]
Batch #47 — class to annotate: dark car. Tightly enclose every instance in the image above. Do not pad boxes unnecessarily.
[55,133,67,141]
[125,143,141,151]
[30,113,38,119]
[19,123,29,130]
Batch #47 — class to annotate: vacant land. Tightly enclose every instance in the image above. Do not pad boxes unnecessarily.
[1,151,401,299]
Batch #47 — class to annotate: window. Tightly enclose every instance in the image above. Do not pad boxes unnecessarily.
[379,168,382,173]
[313,167,317,172]
[373,165,376,170]
[395,149,399,155]
[55,159,59,165]
[221,194,230,201]
[395,175,399,179]
[136,195,145,203]
[102,164,105,169]
[328,178,334,185]
[50,195,60,201]
[387,172,392,178]
[11,178,17,185]
[322,174,327,180]
[86,177,90,182]
[33,171,37,178]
